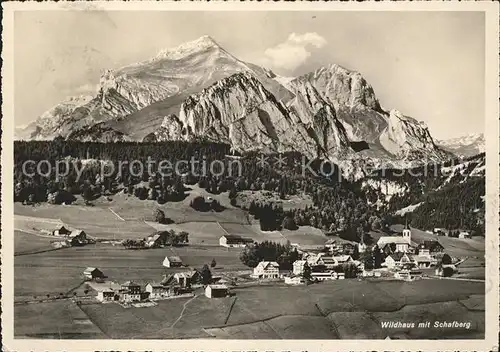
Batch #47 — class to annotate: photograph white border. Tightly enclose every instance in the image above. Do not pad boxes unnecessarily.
[2,1,499,351]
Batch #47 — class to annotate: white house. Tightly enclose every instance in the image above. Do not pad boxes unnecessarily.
[383,253,413,269]
[311,271,338,281]
[219,235,253,248]
[145,283,171,299]
[252,261,280,279]
[205,284,229,298]
[410,255,433,269]
[162,256,183,268]
[293,260,307,275]
[97,289,115,302]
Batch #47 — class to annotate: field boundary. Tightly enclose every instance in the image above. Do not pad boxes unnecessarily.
[108,208,126,221]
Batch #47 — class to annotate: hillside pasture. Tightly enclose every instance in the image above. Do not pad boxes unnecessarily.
[15,300,106,339]
[220,222,288,245]
[14,230,59,255]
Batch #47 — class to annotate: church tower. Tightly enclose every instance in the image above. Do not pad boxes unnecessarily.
[402,218,411,244]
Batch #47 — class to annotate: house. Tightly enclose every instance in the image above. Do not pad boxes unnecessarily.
[293,260,307,275]
[383,253,413,269]
[333,255,353,265]
[83,267,105,280]
[311,271,338,281]
[97,289,116,302]
[433,228,449,236]
[67,230,88,246]
[458,231,472,239]
[342,243,356,255]
[378,237,411,253]
[284,275,307,285]
[421,241,445,254]
[145,232,172,248]
[337,272,345,279]
[394,270,412,281]
[145,283,171,299]
[118,281,142,302]
[174,272,194,288]
[162,256,183,268]
[410,255,433,269]
[52,225,71,237]
[205,284,229,298]
[325,239,343,253]
[219,235,253,248]
[252,261,280,279]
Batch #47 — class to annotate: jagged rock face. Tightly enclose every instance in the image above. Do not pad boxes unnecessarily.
[20,35,455,174]
[379,110,450,161]
[292,64,387,143]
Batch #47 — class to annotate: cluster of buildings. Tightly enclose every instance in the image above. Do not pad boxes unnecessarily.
[50,226,94,248]
[88,267,231,304]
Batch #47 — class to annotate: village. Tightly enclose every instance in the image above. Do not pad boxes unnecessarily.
[68,224,468,308]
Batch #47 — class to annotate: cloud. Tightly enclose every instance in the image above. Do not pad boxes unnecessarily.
[262,32,327,71]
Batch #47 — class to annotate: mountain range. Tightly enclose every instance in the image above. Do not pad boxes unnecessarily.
[16,35,483,172]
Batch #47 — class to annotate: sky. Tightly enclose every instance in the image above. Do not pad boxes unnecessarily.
[14,11,485,140]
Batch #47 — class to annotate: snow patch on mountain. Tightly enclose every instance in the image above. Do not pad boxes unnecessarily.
[394,202,423,216]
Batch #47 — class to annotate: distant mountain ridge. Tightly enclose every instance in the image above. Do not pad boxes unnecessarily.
[436,133,485,158]
[17,35,455,176]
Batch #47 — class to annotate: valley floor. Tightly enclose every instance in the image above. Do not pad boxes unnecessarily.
[12,194,486,339]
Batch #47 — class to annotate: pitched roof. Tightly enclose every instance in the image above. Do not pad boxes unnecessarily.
[378,236,410,245]
[69,229,86,237]
[389,252,409,261]
[165,256,182,263]
[221,235,253,243]
[411,255,432,263]
[321,256,337,265]
[207,284,228,290]
[83,267,98,273]
[256,261,279,270]
[333,255,352,263]
[122,281,140,287]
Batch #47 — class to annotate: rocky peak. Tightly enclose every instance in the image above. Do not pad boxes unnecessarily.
[296,63,382,112]
[154,35,233,61]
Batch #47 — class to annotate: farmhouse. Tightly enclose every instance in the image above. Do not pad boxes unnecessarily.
[219,235,253,248]
[83,267,105,280]
[421,241,445,254]
[118,281,143,303]
[97,289,116,302]
[324,239,343,253]
[67,230,88,246]
[52,225,71,237]
[145,283,171,299]
[162,256,183,268]
[311,271,338,281]
[205,284,229,298]
[252,261,280,279]
[293,260,307,275]
[410,255,433,269]
[383,253,413,269]
[174,272,194,288]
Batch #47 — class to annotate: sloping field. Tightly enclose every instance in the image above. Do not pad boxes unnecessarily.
[280,226,328,246]
[220,223,288,244]
[108,190,248,224]
[14,230,58,255]
[145,221,226,245]
[15,301,106,339]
